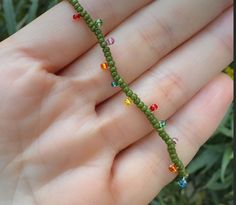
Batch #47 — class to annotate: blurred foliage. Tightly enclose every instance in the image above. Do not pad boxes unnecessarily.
[0,1,234,205]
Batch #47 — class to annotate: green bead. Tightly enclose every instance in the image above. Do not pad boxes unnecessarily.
[131,93,138,100]
[137,102,144,109]
[105,51,111,57]
[145,109,152,116]
[168,144,175,149]
[141,105,148,112]
[134,98,140,104]
[120,82,127,89]
[74,3,79,8]
[147,115,154,121]
[103,47,110,52]
[151,118,158,124]
[84,13,90,20]
[111,71,118,77]
[91,25,96,32]
[127,90,133,97]
[110,67,116,72]
[153,124,160,129]
[108,61,115,67]
[166,138,173,145]
[71,0,77,5]
[76,6,83,12]
[97,33,103,38]
[95,19,103,27]
[88,21,93,27]
[98,37,105,43]
[123,87,129,92]
[114,75,120,81]
[95,29,102,35]
[117,78,124,85]
[80,10,87,17]
[106,56,113,61]
[87,18,92,23]
[101,42,107,48]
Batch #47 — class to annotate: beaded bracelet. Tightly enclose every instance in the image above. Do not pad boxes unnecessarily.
[68,0,189,189]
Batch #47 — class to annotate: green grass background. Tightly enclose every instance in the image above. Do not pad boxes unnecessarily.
[0,1,234,205]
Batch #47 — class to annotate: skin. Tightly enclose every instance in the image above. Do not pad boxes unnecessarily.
[0,0,233,204]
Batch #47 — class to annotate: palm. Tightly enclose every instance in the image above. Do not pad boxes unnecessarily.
[0,0,233,204]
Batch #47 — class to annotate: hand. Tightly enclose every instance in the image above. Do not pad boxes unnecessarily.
[0,0,233,204]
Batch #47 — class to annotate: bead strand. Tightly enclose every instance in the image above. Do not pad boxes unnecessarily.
[68,0,189,187]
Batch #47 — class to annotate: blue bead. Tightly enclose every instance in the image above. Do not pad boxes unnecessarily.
[178,177,187,189]
[111,81,118,87]
[159,120,166,128]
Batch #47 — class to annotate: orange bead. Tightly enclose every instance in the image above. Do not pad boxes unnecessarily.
[101,62,108,70]
[169,164,178,173]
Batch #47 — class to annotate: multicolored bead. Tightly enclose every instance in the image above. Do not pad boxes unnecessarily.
[149,104,158,112]
[95,19,103,27]
[172,137,179,144]
[106,37,115,45]
[169,164,178,173]
[124,97,133,106]
[159,120,166,128]
[111,81,118,87]
[178,177,188,189]
[72,13,81,20]
[101,62,108,70]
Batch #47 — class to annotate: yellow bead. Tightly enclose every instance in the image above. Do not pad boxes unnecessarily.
[124,97,133,106]
[101,62,108,70]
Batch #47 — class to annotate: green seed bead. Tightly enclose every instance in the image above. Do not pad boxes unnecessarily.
[80,10,87,17]
[114,75,120,81]
[117,78,124,85]
[110,67,116,72]
[134,98,140,104]
[84,13,90,20]
[120,82,128,89]
[103,47,110,52]
[147,115,154,121]
[108,61,115,67]
[95,29,102,35]
[74,3,79,9]
[105,51,111,57]
[111,71,118,77]
[131,93,138,100]
[145,109,152,116]
[71,0,77,5]
[88,21,94,27]
[101,42,107,48]
[141,105,148,112]
[127,90,133,97]
[168,144,175,149]
[166,138,173,145]
[76,6,83,12]
[106,56,113,62]
[151,118,158,124]
[91,25,96,32]
[137,102,144,109]
[97,34,103,39]
[98,38,104,43]
[153,124,160,129]
[123,87,129,92]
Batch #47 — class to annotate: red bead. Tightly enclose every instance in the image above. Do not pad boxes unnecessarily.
[73,14,81,20]
[149,104,158,112]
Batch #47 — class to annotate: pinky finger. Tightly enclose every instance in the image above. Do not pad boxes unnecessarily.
[111,73,233,205]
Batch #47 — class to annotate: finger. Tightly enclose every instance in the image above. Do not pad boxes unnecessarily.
[0,0,153,73]
[111,73,233,205]
[96,7,233,152]
[62,0,233,104]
